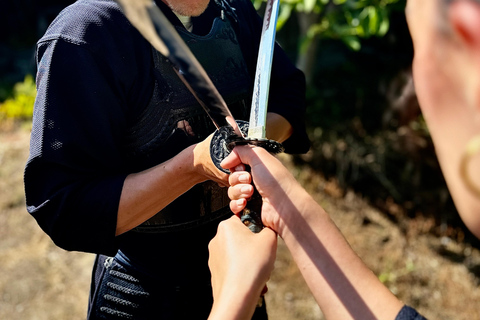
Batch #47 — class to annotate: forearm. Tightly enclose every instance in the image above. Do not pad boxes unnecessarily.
[281,193,403,320]
[116,144,202,235]
[208,286,260,320]
[223,146,403,319]
[207,217,277,320]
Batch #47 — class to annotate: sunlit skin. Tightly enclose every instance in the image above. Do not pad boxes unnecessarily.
[161,0,210,17]
[406,0,469,116]
[406,0,480,237]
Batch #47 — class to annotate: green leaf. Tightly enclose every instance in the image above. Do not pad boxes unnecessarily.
[377,7,390,36]
[341,35,361,51]
[304,0,317,13]
[368,7,379,34]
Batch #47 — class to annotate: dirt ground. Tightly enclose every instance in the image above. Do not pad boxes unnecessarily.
[1,128,479,320]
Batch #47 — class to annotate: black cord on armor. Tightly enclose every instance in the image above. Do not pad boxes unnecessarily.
[104,294,140,308]
[106,282,150,297]
[100,307,133,319]
[109,269,140,283]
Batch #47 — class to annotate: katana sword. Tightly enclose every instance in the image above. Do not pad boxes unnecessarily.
[116,0,284,233]
[211,0,284,234]
[215,0,283,155]
[214,0,284,154]
[115,0,243,138]
[247,0,280,140]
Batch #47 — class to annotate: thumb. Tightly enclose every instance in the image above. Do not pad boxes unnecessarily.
[220,149,241,171]
[220,146,251,170]
[221,145,264,171]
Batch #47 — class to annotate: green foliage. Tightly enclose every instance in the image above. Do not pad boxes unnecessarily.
[0,75,36,122]
[254,0,401,51]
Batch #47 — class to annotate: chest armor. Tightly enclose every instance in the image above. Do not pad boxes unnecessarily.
[122,14,251,233]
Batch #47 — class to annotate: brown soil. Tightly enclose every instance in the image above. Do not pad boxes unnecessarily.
[1,128,479,320]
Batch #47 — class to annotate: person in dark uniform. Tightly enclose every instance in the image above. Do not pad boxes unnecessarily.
[24,0,310,318]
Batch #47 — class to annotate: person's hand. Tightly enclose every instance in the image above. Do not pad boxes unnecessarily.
[221,145,307,236]
[193,133,230,187]
[208,216,277,320]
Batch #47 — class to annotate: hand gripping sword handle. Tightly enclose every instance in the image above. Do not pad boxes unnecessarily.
[210,121,283,308]
[210,121,284,233]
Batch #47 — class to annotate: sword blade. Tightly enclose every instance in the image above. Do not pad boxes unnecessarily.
[247,0,280,139]
[115,0,243,137]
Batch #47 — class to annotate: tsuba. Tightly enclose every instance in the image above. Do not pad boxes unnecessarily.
[210,120,285,173]
[210,120,249,174]
[209,120,284,233]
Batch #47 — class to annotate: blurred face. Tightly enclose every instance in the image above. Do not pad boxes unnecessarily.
[162,0,210,16]
[406,0,474,117]
[406,0,450,115]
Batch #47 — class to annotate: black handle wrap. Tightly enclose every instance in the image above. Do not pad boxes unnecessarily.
[210,120,284,233]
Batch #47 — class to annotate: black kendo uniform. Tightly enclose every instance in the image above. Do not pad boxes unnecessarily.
[24,0,310,318]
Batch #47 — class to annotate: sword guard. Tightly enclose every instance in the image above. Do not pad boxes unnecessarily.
[210,120,284,174]
[210,120,249,174]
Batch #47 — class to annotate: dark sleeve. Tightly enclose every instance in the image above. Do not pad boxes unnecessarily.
[231,0,310,154]
[395,305,427,320]
[24,4,152,255]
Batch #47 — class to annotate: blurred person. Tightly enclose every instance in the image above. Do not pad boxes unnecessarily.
[408,0,480,237]
[207,0,480,319]
[23,0,309,318]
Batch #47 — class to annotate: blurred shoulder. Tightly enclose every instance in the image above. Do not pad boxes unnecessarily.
[38,0,134,47]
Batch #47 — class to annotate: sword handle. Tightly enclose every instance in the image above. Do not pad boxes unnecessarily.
[226,137,282,308]
[210,125,282,308]
[237,168,264,233]
[226,137,284,233]
[210,120,284,232]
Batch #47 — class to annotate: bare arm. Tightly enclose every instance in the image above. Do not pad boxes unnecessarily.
[116,135,229,235]
[220,146,404,320]
[208,216,277,320]
[279,192,404,320]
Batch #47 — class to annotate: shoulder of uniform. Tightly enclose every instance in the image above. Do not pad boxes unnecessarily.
[38,0,134,48]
